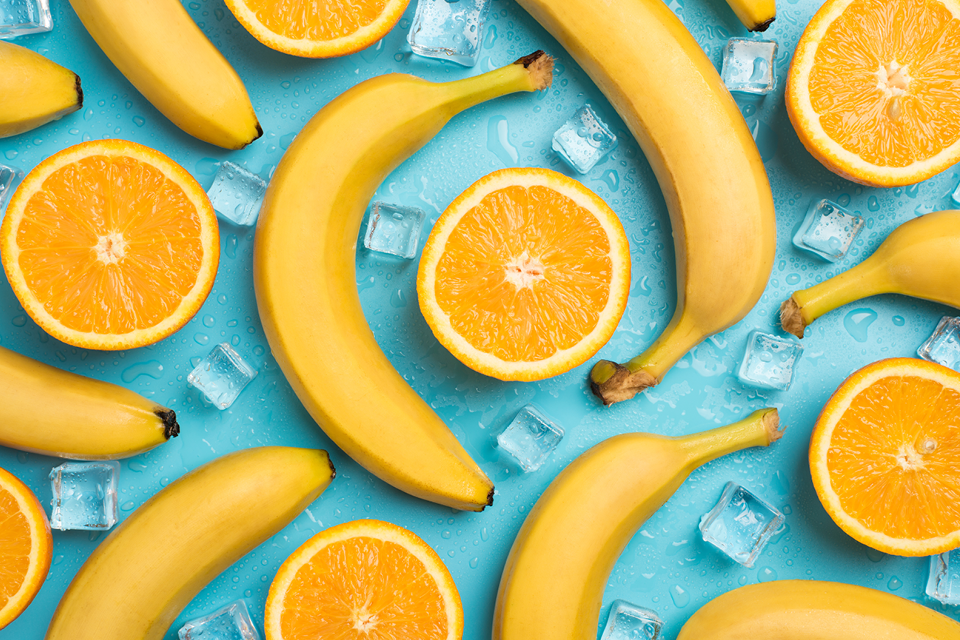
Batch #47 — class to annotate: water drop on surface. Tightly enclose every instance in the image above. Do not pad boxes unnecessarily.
[669,584,690,608]
[486,116,519,166]
[843,308,877,343]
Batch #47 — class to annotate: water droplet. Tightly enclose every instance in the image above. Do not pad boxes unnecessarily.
[132,116,145,127]
[600,169,619,191]
[669,584,690,608]
[785,273,800,286]
[194,333,210,346]
[757,567,778,582]
[202,315,216,328]
[357,276,376,292]
[866,547,885,562]
[390,289,407,308]
[469,557,480,569]
[225,234,238,259]
[11,315,26,327]
[486,115,519,166]
[484,25,498,49]
[892,315,905,326]
[888,576,902,591]
[121,360,164,383]
[631,275,653,297]
[843,308,877,343]
[280,132,297,149]
[867,195,880,211]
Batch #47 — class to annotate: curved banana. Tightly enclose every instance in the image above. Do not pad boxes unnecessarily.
[0,42,82,139]
[724,0,776,32]
[513,0,776,406]
[45,447,335,640]
[68,0,261,149]
[676,580,960,639]
[781,210,960,338]
[0,344,177,459]
[492,409,782,640]
[253,53,553,511]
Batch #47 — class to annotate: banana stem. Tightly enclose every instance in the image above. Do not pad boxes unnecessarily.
[444,51,553,112]
[677,408,782,468]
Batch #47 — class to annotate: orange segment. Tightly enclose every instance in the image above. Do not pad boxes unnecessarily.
[0,467,52,630]
[265,519,463,640]
[786,0,960,186]
[0,139,219,350]
[809,358,960,556]
[417,168,630,382]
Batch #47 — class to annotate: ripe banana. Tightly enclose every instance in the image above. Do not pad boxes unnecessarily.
[781,210,960,338]
[513,0,776,406]
[676,580,960,639]
[253,53,553,511]
[0,42,82,139]
[0,344,177,459]
[724,0,776,32]
[492,408,783,640]
[45,447,335,640]
[68,0,261,149]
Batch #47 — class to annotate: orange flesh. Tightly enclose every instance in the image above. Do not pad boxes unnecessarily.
[827,374,960,540]
[16,155,203,334]
[433,185,612,363]
[809,0,960,167]
[0,487,31,611]
[279,536,448,639]
[250,0,388,40]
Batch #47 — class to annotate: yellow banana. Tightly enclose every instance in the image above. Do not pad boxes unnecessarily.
[781,210,960,338]
[0,344,177,459]
[0,42,82,139]
[724,0,776,32]
[676,580,960,639]
[45,447,335,640]
[253,53,553,512]
[512,0,776,406]
[68,0,261,149]
[492,408,782,640]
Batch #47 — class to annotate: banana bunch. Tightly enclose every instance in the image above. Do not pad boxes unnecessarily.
[0,42,82,139]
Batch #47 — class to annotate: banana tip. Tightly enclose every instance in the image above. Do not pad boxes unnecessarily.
[157,409,179,439]
[750,17,775,32]
[514,50,554,91]
[589,361,655,406]
[779,297,806,338]
[761,409,785,444]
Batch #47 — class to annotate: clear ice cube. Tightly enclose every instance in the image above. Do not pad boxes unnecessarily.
[206,161,267,227]
[407,0,492,67]
[178,600,260,640]
[0,0,52,38]
[917,316,960,373]
[600,600,663,640]
[721,38,778,95]
[49,461,120,531]
[188,343,258,410]
[792,199,864,262]
[552,104,618,174]
[362,201,426,259]
[737,330,802,391]
[0,162,23,213]
[699,481,784,568]
[952,179,960,208]
[926,549,960,606]
[496,405,564,472]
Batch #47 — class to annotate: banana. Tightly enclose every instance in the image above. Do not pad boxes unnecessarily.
[45,447,335,640]
[781,210,960,338]
[0,42,82,139]
[0,344,177,460]
[512,0,776,406]
[492,408,782,640]
[724,0,776,32]
[68,0,261,149]
[676,580,960,639]
[253,53,553,511]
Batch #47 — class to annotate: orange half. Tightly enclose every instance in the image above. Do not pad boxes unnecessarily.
[0,467,52,630]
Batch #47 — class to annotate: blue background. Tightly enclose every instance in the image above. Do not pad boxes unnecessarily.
[2,0,960,637]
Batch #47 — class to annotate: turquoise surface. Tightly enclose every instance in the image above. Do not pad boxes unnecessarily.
[2,0,960,638]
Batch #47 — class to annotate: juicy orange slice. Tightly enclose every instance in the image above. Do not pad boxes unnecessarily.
[417,168,630,382]
[810,358,960,556]
[265,519,463,640]
[224,0,410,58]
[786,0,960,186]
[0,139,219,350]
[0,467,52,630]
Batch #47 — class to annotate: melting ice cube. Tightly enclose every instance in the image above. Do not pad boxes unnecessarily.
[792,199,864,262]
[552,104,618,174]
[0,162,23,212]
[188,343,258,410]
[407,0,492,67]
[721,38,778,95]
[926,549,960,606]
[699,481,784,568]
[917,316,960,373]
[0,0,52,38]
[49,461,120,531]
[737,330,802,391]
[600,599,663,640]
[496,404,563,472]
[206,161,267,227]
[178,600,260,640]
[363,201,426,259]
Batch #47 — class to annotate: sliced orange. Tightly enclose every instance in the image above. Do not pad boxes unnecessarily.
[224,0,410,58]
[265,519,463,640]
[417,168,630,382]
[0,467,52,630]
[810,358,960,556]
[0,139,219,350]
[786,0,960,186]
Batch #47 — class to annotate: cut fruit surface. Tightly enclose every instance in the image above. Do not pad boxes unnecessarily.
[264,519,463,640]
[223,0,410,58]
[0,467,52,630]
[786,0,960,186]
[417,167,630,382]
[810,358,960,556]
[0,139,219,350]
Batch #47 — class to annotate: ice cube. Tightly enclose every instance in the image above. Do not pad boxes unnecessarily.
[792,199,864,262]
[206,161,267,227]
[0,0,52,38]
[496,405,563,472]
[699,481,784,568]
[188,343,258,410]
[926,549,960,606]
[917,316,960,373]
[737,330,802,391]
[362,201,426,259]
[178,600,260,640]
[49,461,120,531]
[0,162,23,213]
[407,0,492,67]
[600,599,663,640]
[721,38,778,95]
[552,104,618,174]
[951,179,960,208]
